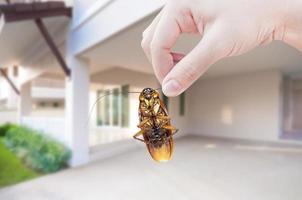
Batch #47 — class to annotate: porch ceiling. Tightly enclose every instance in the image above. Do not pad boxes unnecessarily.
[0,16,69,69]
[83,14,302,78]
[90,67,158,88]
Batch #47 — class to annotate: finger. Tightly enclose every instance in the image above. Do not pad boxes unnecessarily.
[150,13,181,83]
[141,10,164,62]
[162,28,225,96]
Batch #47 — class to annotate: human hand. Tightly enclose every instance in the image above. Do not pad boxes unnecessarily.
[141,0,302,96]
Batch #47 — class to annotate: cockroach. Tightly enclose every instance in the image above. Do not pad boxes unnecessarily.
[88,87,178,162]
[133,88,178,162]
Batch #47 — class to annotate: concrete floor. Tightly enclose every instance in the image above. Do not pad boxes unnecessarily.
[1,136,302,200]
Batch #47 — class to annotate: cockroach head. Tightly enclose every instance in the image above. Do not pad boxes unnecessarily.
[140,88,159,101]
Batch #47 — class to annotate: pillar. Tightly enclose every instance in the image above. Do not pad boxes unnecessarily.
[6,67,19,109]
[18,81,32,123]
[65,56,90,167]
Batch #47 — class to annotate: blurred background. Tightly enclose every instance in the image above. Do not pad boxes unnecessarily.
[0,0,302,200]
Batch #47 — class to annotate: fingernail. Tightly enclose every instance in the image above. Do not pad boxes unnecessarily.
[163,79,181,96]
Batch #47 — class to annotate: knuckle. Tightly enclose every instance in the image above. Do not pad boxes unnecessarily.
[215,39,235,58]
[178,4,191,16]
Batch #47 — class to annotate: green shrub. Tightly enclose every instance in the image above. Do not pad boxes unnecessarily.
[4,126,71,173]
[0,123,17,137]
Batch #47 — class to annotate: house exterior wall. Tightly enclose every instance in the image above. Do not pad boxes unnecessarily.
[187,69,283,141]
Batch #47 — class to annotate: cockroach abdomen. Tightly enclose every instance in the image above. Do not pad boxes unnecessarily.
[146,137,173,162]
[144,129,174,162]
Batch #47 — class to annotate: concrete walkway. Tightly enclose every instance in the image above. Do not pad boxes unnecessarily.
[1,136,302,200]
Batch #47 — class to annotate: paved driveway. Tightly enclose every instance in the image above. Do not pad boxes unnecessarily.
[1,136,302,200]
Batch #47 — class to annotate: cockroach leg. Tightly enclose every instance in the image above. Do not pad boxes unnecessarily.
[137,118,150,128]
[156,115,170,126]
[162,125,178,135]
[157,115,170,120]
[133,130,145,143]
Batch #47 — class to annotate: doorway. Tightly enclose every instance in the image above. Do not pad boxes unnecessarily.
[283,76,302,140]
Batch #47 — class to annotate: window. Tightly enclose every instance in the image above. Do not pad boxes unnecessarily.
[112,88,119,126]
[53,102,59,108]
[96,85,130,128]
[121,85,129,127]
[283,77,302,136]
[104,90,110,125]
[96,90,104,126]
[179,92,185,116]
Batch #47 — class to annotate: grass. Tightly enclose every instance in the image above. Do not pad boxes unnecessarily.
[0,137,39,188]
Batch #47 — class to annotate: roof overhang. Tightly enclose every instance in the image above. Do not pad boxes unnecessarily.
[0,1,71,79]
[0,1,71,23]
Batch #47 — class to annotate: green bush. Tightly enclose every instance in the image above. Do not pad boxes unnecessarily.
[0,123,17,137]
[4,126,71,173]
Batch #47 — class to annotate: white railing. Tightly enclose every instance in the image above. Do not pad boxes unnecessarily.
[32,87,65,99]
[32,78,65,88]
[89,126,136,147]
[21,117,66,143]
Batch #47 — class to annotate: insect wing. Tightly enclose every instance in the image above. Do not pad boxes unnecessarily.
[144,131,174,162]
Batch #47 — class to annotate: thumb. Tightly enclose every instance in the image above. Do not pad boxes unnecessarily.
[162,28,226,96]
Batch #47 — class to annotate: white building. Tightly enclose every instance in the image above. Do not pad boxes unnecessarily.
[0,0,302,167]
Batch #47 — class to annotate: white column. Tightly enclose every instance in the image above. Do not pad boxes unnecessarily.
[65,57,90,167]
[7,67,19,109]
[18,81,32,123]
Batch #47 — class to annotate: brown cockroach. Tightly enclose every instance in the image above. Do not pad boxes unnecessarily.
[133,88,178,162]
[88,87,178,162]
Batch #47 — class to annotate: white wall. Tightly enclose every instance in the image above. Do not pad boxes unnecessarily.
[187,70,283,141]
[0,77,9,100]
[168,95,189,138]
[0,67,19,109]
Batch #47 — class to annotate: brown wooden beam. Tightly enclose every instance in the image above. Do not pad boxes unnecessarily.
[35,18,70,76]
[0,68,20,95]
[0,2,72,23]
[3,8,71,22]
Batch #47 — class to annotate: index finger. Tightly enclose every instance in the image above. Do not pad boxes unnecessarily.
[150,13,181,83]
